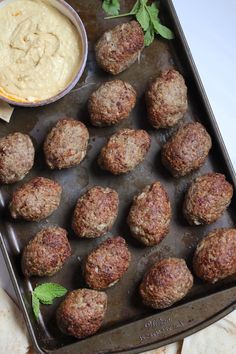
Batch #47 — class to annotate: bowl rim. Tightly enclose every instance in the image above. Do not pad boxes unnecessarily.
[0,0,88,107]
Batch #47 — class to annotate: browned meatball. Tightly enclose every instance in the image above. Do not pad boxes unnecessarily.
[22,226,71,277]
[56,289,107,339]
[9,177,62,222]
[98,129,151,175]
[84,237,131,290]
[127,181,171,246]
[72,186,119,238]
[140,258,193,309]
[184,173,233,225]
[95,21,144,75]
[193,228,236,283]
[0,132,34,184]
[44,119,89,169]
[146,69,187,128]
[161,122,212,177]
[88,80,136,127]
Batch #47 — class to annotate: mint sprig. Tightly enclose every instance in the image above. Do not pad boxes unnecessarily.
[102,0,120,16]
[32,283,67,320]
[102,0,174,46]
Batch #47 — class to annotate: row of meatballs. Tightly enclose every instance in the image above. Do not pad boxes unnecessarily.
[0,118,212,185]
[1,64,195,183]
[8,172,233,245]
[22,226,236,339]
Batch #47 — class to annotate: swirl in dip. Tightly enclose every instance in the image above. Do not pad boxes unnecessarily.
[0,0,82,102]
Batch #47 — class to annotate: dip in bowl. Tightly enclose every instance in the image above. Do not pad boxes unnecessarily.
[0,0,88,106]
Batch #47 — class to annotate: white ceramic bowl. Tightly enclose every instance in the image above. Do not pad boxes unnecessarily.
[0,0,88,107]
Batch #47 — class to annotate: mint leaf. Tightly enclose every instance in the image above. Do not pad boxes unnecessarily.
[32,292,40,320]
[31,283,67,321]
[146,2,159,22]
[153,21,174,39]
[102,0,120,16]
[103,0,174,46]
[136,6,150,31]
[34,283,67,303]
[144,25,155,46]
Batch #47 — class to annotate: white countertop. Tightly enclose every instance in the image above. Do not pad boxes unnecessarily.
[1,0,236,309]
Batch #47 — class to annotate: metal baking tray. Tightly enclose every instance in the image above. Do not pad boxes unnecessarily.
[1,1,236,353]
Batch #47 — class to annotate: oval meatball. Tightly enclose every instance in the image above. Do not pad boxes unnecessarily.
[161,122,212,177]
[140,258,193,309]
[146,69,187,128]
[95,21,144,75]
[56,289,107,339]
[88,80,136,127]
[84,236,131,290]
[9,177,62,222]
[72,186,119,238]
[0,132,34,184]
[44,119,89,169]
[184,173,233,225]
[22,226,71,277]
[193,228,236,283]
[98,129,151,175]
[127,181,171,246]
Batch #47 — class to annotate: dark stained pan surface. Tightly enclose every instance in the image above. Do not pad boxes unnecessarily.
[1,1,236,353]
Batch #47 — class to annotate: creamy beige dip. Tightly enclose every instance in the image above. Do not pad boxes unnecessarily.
[0,0,82,102]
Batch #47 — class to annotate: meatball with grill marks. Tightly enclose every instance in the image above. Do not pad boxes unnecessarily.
[22,226,71,277]
[140,258,193,309]
[95,21,144,75]
[0,132,34,184]
[56,289,107,339]
[72,186,119,238]
[84,236,131,290]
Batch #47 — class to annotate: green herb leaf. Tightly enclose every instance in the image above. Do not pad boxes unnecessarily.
[31,283,67,321]
[144,25,155,46]
[32,292,40,320]
[102,0,120,16]
[103,0,174,46]
[136,4,150,31]
[146,2,159,22]
[34,283,67,303]
[153,21,174,39]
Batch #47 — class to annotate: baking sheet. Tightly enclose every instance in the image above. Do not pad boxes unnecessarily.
[1,0,236,353]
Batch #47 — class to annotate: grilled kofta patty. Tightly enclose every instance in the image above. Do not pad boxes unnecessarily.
[88,80,136,126]
[127,181,171,246]
[140,258,193,309]
[0,132,34,184]
[98,129,151,175]
[146,69,187,128]
[72,186,119,238]
[95,21,144,75]
[56,289,107,339]
[84,236,131,289]
[22,226,71,277]
[44,119,89,169]
[193,228,236,283]
[10,177,62,222]
[184,173,233,225]
[161,122,212,177]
